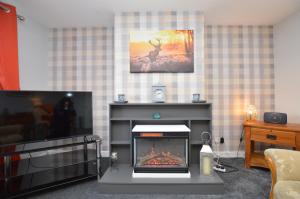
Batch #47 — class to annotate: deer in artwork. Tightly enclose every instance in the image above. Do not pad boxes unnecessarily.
[147,38,162,63]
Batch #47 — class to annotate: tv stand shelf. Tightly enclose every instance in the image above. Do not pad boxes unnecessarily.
[109,103,212,164]
[0,138,101,199]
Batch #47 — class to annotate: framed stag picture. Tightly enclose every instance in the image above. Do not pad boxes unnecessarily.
[130,30,194,73]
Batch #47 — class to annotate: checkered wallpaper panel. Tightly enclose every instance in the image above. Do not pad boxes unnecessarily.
[205,26,275,152]
[114,11,205,102]
[48,27,113,152]
[48,22,275,155]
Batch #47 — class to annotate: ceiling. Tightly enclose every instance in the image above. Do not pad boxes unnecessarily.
[14,0,300,27]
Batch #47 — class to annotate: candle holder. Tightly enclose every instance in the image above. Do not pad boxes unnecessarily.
[118,94,127,102]
[192,93,200,103]
[111,152,118,168]
[200,145,213,176]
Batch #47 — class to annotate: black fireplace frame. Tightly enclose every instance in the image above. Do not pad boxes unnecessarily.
[132,131,189,173]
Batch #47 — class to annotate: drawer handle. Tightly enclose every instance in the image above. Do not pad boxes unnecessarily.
[266,134,277,140]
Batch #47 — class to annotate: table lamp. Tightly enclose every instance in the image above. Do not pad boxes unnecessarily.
[245,105,257,121]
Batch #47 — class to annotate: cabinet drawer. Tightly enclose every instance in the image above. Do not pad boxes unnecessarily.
[251,128,296,146]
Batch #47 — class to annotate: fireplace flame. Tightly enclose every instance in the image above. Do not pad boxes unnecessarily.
[139,147,184,167]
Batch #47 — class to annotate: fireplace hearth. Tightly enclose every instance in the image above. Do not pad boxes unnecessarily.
[132,125,190,173]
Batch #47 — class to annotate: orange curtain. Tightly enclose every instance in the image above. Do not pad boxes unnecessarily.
[0,1,20,90]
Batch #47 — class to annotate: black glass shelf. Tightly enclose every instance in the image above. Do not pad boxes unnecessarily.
[0,139,100,199]
[0,139,96,157]
[0,161,97,198]
[0,149,97,179]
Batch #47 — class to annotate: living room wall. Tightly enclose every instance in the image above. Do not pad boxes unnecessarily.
[48,27,114,153]
[205,25,274,153]
[113,11,274,154]
[274,10,300,123]
[48,12,275,156]
[114,11,205,102]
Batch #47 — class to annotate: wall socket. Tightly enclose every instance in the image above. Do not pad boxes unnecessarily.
[214,136,224,144]
[220,137,224,144]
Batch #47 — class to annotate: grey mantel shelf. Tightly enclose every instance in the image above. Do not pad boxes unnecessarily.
[110,102,211,106]
[109,103,212,164]
[110,117,211,121]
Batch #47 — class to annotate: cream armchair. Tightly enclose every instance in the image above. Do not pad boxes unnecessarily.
[265,149,300,199]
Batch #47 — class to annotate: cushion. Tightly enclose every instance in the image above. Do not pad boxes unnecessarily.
[274,181,300,199]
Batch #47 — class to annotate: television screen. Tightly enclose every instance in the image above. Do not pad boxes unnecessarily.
[0,90,93,146]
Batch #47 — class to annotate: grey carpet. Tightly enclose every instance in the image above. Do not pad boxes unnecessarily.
[26,158,271,199]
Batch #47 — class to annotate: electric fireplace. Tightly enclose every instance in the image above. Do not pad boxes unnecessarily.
[132,125,190,173]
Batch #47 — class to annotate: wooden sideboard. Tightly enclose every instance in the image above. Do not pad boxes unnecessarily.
[244,120,300,168]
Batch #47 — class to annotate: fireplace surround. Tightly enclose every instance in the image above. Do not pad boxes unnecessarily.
[132,125,190,174]
[99,103,224,194]
[109,103,213,165]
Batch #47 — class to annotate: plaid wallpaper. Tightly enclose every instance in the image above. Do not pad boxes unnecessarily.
[205,26,275,152]
[48,20,275,155]
[48,27,113,152]
[114,11,205,102]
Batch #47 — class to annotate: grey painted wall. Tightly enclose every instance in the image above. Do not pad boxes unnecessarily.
[274,10,300,123]
[3,0,49,91]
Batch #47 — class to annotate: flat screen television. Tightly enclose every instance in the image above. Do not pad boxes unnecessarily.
[0,90,93,146]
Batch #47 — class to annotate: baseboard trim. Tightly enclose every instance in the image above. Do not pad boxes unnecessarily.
[216,151,245,158]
